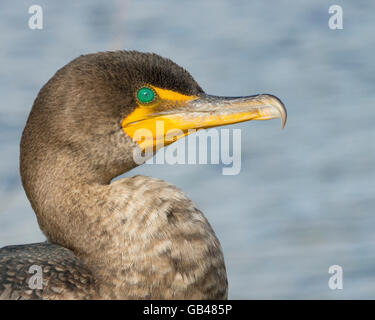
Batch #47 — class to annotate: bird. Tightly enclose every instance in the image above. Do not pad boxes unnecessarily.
[0,51,286,300]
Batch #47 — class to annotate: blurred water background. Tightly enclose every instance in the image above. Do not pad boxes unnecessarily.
[0,0,374,299]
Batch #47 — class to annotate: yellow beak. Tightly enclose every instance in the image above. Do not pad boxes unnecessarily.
[122,91,287,151]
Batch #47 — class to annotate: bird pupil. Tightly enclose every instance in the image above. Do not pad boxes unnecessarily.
[137,87,154,103]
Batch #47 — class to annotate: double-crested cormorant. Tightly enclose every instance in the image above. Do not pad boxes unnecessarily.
[0,51,286,299]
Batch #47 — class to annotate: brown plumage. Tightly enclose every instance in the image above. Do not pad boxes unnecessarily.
[0,51,227,299]
[0,243,95,299]
[0,51,286,299]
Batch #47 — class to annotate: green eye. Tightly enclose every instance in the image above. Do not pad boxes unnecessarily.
[137,87,155,104]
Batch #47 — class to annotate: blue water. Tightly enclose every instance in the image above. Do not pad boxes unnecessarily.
[1,0,374,299]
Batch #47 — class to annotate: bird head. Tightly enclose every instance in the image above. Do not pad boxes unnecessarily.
[21,51,286,182]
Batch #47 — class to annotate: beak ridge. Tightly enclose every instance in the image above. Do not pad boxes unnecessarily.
[181,93,287,129]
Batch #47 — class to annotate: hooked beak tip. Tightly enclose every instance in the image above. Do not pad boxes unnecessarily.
[279,103,287,130]
[253,94,287,129]
[277,99,287,130]
[263,94,287,129]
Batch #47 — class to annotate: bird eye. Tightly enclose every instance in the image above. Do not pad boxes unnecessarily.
[137,87,155,104]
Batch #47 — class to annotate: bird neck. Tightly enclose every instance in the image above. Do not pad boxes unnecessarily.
[21,142,228,299]
[20,140,140,294]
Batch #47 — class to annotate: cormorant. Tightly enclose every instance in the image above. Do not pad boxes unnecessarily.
[0,51,286,299]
